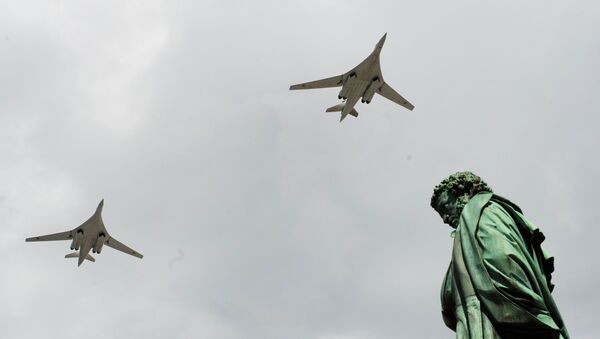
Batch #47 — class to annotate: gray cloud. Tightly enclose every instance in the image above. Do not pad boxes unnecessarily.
[1,1,599,338]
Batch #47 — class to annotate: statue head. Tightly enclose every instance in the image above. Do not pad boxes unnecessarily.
[430,171,492,228]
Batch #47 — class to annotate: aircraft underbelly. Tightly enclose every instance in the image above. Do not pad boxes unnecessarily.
[357,60,378,79]
[342,89,362,114]
[78,240,93,266]
[345,79,368,98]
[358,71,373,81]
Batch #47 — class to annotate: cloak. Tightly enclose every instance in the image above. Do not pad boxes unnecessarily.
[440,192,569,338]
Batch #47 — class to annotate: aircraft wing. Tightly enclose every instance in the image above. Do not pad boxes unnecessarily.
[105,236,143,259]
[26,230,73,242]
[290,75,343,90]
[377,82,414,111]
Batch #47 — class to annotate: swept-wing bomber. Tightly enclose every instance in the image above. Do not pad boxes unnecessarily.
[26,199,143,266]
[290,33,414,122]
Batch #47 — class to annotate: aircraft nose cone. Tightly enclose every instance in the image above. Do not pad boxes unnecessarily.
[375,33,387,50]
[96,199,105,214]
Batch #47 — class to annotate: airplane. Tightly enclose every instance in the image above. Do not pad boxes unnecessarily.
[25,199,143,266]
[290,33,414,122]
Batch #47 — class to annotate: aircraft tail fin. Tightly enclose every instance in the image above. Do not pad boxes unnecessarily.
[326,103,358,122]
[65,252,95,262]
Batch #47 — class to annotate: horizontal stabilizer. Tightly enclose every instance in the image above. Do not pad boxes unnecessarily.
[65,252,95,262]
[327,103,358,122]
[339,109,359,122]
[326,103,345,112]
[326,103,358,117]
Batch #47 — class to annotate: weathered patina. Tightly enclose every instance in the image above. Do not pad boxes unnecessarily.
[432,172,569,339]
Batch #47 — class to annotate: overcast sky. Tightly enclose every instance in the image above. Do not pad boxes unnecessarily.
[1,1,599,338]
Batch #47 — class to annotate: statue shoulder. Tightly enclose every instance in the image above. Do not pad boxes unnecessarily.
[478,201,520,235]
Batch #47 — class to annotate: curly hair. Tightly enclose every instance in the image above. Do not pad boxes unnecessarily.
[430,171,493,209]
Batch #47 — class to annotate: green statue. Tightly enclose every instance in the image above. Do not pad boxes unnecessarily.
[431,172,569,339]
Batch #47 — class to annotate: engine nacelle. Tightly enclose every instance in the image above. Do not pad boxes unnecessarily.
[338,87,349,100]
[339,72,359,99]
[361,78,381,104]
[362,88,376,104]
[93,234,106,254]
[71,231,84,250]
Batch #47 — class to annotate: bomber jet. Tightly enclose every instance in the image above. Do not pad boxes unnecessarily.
[290,33,414,122]
[26,199,143,266]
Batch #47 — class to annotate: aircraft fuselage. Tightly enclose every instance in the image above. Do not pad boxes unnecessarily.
[337,54,383,118]
[70,210,109,266]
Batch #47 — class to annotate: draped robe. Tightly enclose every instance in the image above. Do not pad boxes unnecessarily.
[440,192,569,338]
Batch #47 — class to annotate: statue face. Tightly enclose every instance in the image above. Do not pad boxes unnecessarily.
[434,190,462,229]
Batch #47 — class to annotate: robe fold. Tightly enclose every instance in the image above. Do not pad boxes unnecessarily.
[440,192,569,338]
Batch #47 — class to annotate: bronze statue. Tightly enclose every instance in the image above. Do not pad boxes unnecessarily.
[431,172,569,339]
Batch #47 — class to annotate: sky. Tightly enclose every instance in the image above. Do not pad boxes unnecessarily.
[1,1,599,338]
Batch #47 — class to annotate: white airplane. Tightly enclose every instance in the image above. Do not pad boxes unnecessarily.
[290,33,414,122]
[25,199,143,266]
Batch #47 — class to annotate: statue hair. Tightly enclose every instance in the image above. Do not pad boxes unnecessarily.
[430,171,493,209]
